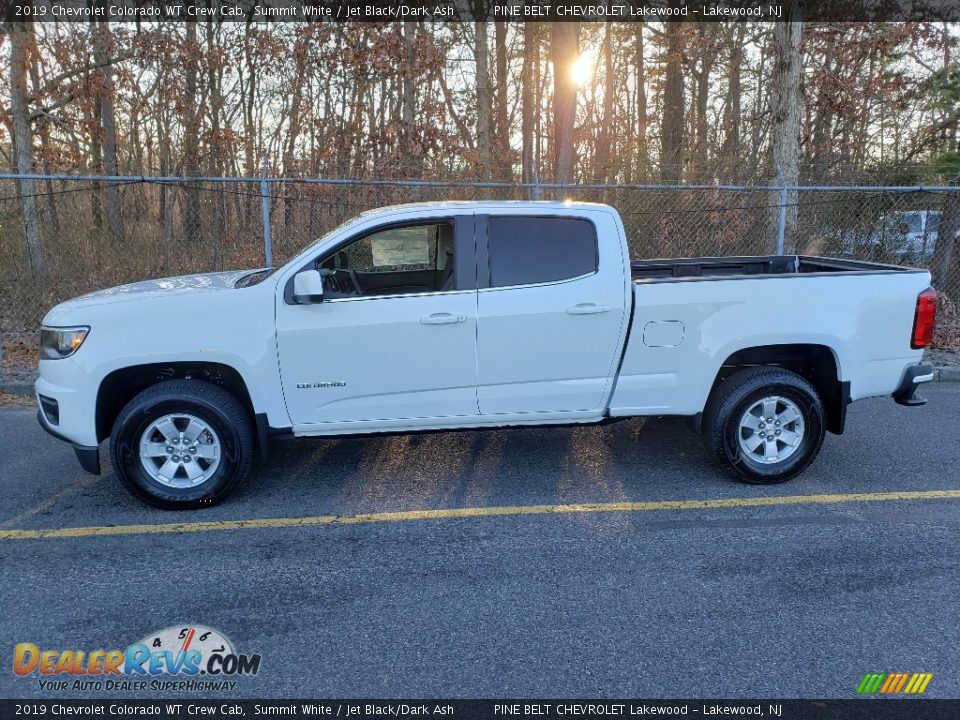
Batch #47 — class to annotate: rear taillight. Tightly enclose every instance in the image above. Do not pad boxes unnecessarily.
[911,287,937,349]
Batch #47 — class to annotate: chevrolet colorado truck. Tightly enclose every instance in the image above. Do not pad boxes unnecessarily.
[36,202,938,508]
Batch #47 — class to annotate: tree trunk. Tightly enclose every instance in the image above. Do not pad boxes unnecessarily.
[284,27,309,226]
[494,20,511,181]
[28,42,61,235]
[240,22,258,225]
[521,23,537,184]
[747,41,767,175]
[768,7,804,252]
[635,22,648,182]
[206,19,226,267]
[551,22,579,184]
[182,21,202,244]
[10,20,45,276]
[474,20,493,179]
[807,41,837,182]
[691,25,715,182]
[720,23,743,178]
[92,18,124,244]
[401,22,421,178]
[88,20,103,234]
[593,24,614,183]
[158,112,173,271]
[660,22,684,183]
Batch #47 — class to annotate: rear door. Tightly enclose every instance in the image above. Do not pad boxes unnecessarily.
[475,212,630,415]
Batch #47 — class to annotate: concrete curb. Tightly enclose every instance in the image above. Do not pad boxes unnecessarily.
[2,364,960,400]
[0,382,34,397]
[936,366,960,383]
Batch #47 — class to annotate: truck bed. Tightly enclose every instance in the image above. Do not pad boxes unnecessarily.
[630,255,922,282]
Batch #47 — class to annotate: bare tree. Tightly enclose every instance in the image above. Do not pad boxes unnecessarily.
[551,21,578,184]
[205,18,226,265]
[10,20,45,276]
[521,22,537,184]
[768,5,805,249]
[494,20,511,181]
[593,23,614,183]
[720,23,744,178]
[27,36,61,235]
[634,22,649,182]
[660,21,684,183]
[689,24,718,182]
[474,19,493,178]
[91,17,124,243]
[401,22,418,176]
[182,21,202,243]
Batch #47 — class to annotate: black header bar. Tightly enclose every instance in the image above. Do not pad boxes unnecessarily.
[6,0,960,23]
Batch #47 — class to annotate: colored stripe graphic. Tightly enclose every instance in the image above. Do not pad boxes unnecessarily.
[857,674,885,694]
[893,673,910,693]
[858,673,932,694]
[905,673,933,694]
[904,674,919,694]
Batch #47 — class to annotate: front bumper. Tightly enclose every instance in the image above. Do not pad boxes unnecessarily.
[892,363,935,407]
[36,403,101,475]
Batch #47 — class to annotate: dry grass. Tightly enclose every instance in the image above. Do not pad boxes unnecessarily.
[0,392,34,407]
[935,295,960,351]
[2,333,36,367]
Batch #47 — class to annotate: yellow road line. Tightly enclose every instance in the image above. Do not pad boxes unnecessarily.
[0,474,100,530]
[2,489,960,541]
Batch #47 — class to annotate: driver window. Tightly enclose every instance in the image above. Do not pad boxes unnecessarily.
[318,222,456,298]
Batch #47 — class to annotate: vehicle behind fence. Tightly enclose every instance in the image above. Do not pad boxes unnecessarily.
[1,175,959,352]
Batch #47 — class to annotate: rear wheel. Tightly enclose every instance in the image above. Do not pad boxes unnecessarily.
[110,380,253,509]
[702,367,826,484]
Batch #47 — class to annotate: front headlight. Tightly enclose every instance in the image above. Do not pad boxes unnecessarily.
[40,325,90,360]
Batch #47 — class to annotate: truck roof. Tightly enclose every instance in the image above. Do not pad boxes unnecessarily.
[354,200,613,219]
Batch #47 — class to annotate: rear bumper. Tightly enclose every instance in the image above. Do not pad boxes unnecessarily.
[893,363,935,407]
[36,408,101,475]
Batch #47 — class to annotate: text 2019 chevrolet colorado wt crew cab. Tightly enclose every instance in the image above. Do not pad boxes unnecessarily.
[36,202,938,508]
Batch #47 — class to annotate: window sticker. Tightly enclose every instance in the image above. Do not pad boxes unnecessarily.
[371,227,431,267]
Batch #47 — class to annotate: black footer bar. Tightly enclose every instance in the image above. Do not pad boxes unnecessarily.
[2,700,960,720]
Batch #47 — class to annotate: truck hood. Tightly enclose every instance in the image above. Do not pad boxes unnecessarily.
[43,270,260,323]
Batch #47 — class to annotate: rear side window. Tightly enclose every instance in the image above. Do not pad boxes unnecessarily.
[487,217,598,288]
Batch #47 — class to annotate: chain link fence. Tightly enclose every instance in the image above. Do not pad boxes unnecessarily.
[2,175,959,355]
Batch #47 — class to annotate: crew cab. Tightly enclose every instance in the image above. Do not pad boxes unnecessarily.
[36,202,938,508]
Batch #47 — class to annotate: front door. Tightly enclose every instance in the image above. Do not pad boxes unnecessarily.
[277,217,479,427]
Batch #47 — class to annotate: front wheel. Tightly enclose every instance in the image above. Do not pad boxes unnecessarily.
[702,367,826,484]
[110,380,254,509]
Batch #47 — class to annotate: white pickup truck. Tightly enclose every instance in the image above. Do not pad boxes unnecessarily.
[36,202,938,508]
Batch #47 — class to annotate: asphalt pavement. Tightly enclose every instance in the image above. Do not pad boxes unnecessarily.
[1,384,959,699]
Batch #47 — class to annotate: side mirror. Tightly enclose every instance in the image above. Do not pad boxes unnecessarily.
[293,270,324,304]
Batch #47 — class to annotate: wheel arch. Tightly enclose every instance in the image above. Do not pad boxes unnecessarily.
[96,362,256,445]
[707,343,849,435]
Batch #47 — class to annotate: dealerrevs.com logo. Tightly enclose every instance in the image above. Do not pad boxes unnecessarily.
[13,625,261,692]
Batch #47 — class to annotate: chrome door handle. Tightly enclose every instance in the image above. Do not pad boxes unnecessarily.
[566,303,610,315]
[420,313,467,325]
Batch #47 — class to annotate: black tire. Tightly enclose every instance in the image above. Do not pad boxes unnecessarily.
[110,379,253,509]
[702,367,826,484]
